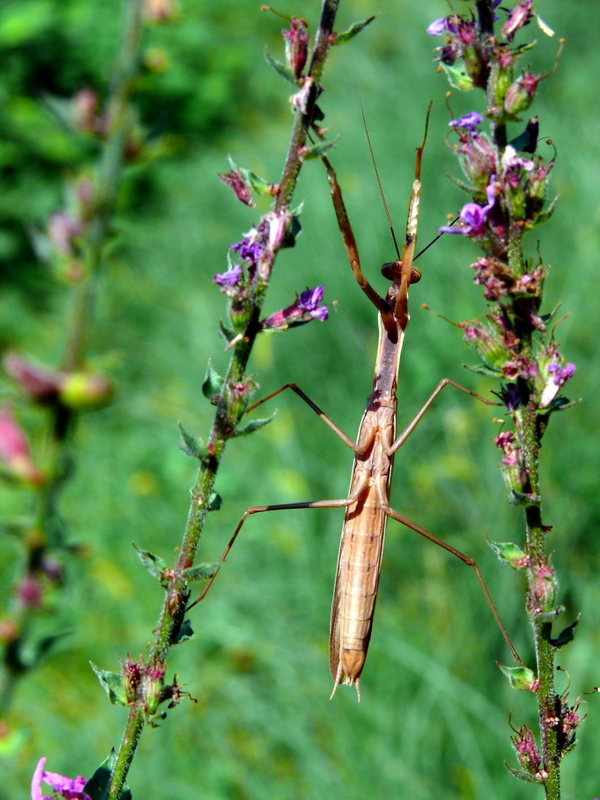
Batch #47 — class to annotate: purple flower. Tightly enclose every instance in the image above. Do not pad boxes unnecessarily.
[547,362,576,386]
[261,286,328,331]
[449,112,483,131]
[31,757,91,800]
[440,181,497,237]
[213,264,243,288]
[297,286,328,320]
[231,237,263,265]
[427,17,456,35]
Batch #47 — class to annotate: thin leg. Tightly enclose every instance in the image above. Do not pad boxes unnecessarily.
[390,378,500,456]
[246,382,364,454]
[381,498,524,667]
[189,495,356,609]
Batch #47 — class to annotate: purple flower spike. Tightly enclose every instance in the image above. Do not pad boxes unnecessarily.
[449,112,483,131]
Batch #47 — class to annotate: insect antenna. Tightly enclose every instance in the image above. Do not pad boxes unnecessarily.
[360,102,402,260]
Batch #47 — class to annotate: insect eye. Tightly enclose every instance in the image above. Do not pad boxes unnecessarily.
[381,260,399,280]
[410,267,422,285]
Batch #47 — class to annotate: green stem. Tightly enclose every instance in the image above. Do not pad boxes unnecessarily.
[105,2,340,796]
[62,0,145,372]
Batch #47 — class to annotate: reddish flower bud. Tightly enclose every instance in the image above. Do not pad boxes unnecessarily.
[0,405,44,485]
[3,353,62,404]
[282,17,309,79]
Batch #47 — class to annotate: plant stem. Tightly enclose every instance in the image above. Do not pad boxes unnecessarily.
[106,3,340,797]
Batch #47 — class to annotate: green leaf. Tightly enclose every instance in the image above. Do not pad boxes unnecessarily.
[202,360,225,402]
[233,412,277,437]
[173,618,194,644]
[133,543,166,581]
[440,59,474,91]
[263,47,297,85]
[487,538,528,569]
[332,15,377,45]
[463,362,502,378]
[84,750,132,800]
[90,662,128,706]
[302,137,339,160]
[219,321,236,343]
[497,663,537,691]
[504,765,544,784]
[182,563,220,582]
[178,423,208,460]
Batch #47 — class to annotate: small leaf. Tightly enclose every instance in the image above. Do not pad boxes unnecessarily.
[497,663,538,691]
[487,538,529,569]
[440,59,474,91]
[504,765,544,784]
[208,490,222,511]
[332,15,377,45]
[303,137,339,160]
[464,362,502,378]
[90,662,128,706]
[178,423,208,460]
[173,618,194,644]
[263,47,297,85]
[233,412,277,438]
[84,750,132,800]
[552,614,580,647]
[133,543,166,580]
[219,321,236,343]
[182,563,220,582]
[226,156,275,198]
[202,360,225,402]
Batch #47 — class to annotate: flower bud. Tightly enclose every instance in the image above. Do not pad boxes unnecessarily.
[58,372,114,411]
[3,353,62,404]
[0,405,44,485]
[504,71,541,117]
[282,17,309,79]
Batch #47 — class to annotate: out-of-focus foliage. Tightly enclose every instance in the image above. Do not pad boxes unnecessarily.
[0,0,281,298]
[2,1,600,799]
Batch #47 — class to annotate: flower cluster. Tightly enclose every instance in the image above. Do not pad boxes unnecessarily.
[213,212,327,335]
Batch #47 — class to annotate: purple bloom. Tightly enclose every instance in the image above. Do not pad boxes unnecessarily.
[440,180,497,237]
[261,286,328,331]
[547,362,576,386]
[449,112,483,131]
[231,237,263,265]
[31,757,91,800]
[297,286,328,320]
[427,17,454,35]
[213,264,243,288]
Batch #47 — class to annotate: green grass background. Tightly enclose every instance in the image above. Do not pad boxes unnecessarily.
[1,1,599,798]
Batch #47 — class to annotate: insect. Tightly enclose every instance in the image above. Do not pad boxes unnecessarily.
[199,111,522,698]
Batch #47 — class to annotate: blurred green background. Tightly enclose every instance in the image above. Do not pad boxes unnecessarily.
[1,0,599,798]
